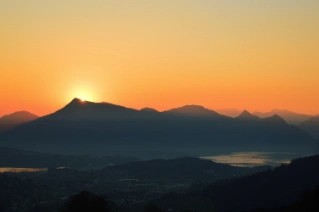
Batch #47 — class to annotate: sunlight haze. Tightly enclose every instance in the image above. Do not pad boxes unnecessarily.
[1,0,319,116]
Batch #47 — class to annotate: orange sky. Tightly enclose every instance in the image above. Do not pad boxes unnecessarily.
[1,0,319,116]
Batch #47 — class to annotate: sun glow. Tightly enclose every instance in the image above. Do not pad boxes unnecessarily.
[74,90,95,102]
[1,1,319,116]
[68,84,98,102]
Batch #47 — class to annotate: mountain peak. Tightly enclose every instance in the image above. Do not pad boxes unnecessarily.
[140,107,158,113]
[253,109,311,125]
[71,97,82,102]
[63,98,93,108]
[237,110,260,120]
[50,98,139,120]
[263,114,287,125]
[165,105,222,117]
[241,110,252,116]
[176,105,211,111]
[70,97,87,104]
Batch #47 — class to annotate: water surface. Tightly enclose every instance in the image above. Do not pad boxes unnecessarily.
[202,152,297,167]
[0,167,47,173]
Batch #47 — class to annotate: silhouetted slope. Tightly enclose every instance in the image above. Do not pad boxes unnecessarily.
[299,116,319,139]
[154,155,319,212]
[249,186,319,212]
[0,99,315,157]
[0,111,38,132]
[254,109,312,125]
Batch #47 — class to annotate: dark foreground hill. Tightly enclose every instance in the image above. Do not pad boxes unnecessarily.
[0,99,316,158]
[152,155,319,212]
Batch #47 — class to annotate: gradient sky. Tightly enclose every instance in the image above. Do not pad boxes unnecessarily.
[1,0,319,116]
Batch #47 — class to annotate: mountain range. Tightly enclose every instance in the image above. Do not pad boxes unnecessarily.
[217,109,313,125]
[254,109,313,125]
[0,98,316,158]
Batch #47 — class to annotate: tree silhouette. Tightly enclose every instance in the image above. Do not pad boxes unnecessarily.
[144,204,164,212]
[63,191,112,212]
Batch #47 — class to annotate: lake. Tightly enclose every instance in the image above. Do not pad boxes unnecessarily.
[0,167,47,173]
[201,152,303,167]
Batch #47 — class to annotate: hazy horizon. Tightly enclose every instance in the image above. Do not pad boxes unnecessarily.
[1,97,318,117]
[1,0,319,116]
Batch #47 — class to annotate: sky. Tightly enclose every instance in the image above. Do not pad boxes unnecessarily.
[1,0,319,116]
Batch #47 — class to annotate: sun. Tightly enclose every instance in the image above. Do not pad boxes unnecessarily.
[75,90,95,102]
[75,91,92,102]
[69,85,97,102]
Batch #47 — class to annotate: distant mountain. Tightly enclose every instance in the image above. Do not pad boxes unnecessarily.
[216,108,242,117]
[0,111,38,133]
[254,109,312,125]
[236,110,260,121]
[164,105,225,118]
[235,111,292,128]
[152,155,319,212]
[299,116,319,139]
[140,107,159,113]
[0,99,315,158]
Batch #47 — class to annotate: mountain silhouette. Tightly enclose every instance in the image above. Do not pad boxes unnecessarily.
[236,110,260,121]
[54,98,138,119]
[254,109,312,125]
[0,99,316,157]
[0,111,38,133]
[299,116,319,139]
[164,105,225,118]
[140,107,159,113]
[262,114,288,125]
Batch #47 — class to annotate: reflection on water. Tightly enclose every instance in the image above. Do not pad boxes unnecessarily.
[0,167,47,173]
[202,152,295,167]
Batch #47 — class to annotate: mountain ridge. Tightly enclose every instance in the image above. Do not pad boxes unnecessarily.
[0,99,315,158]
[236,110,260,120]
[254,109,312,125]
[163,104,225,118]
